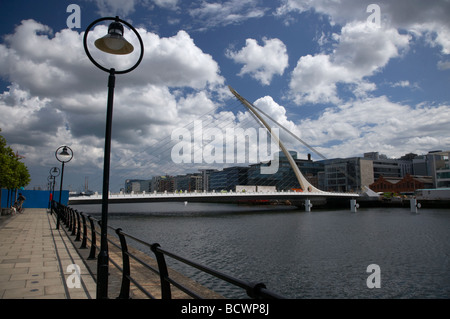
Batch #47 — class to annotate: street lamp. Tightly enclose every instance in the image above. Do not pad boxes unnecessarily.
[83,16,144,299]
[49,167,60,212]
[50,167,60,199]
[55,146,73,229]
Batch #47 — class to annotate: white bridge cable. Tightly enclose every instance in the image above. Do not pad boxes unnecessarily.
[86,92,319,193]
[106,98,296,191]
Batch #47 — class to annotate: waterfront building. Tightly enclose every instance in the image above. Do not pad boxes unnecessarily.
[432,151,450,188]
[318,157,374,192]
[124,179,151,193]
[173,174,203,192]
[151,175,175,193]
[369,174,433,194]
[371,158,402,179]
[413,150,450,187]
[198,169,218,192]
[247,151,323,191]
[209,166,249,191]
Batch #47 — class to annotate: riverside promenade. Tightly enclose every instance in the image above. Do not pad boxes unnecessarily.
[0,208,96,299]
[0,208,223,300]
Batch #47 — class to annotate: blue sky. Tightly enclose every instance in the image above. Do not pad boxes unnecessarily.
[1,0,450,192]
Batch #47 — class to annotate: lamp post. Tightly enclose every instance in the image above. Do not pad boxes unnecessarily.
[83,16,144,299]
[55,146,73,229]
[49,167,60,213]
[50,167,60,199]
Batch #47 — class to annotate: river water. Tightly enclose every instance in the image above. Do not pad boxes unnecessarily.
[71,202,450,299]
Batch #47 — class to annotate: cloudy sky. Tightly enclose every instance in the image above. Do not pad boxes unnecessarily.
[1,0,450,192]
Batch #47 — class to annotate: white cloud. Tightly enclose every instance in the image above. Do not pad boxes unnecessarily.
[153,0,179,10]
[296,96,450,158]
[437,60,450,70]
[138,30,224,89]
[0,19,224,190]
[277,0,450,56]
[226,37,289,85]
[189,0,267,29]
[289,21,410,105]
[391,80,410,88]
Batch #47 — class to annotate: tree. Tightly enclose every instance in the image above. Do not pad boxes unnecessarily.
[0,129,31,191]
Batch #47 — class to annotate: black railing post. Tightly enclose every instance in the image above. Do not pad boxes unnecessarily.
[87,216,97,260]
[246,282,267,299]
[151,243,172,299]
[66,207,71,231]
[63,206,69,227]
[116,228,131,299]
[75,210,81,241]
[80,214,88,249]
[71,209,77,236]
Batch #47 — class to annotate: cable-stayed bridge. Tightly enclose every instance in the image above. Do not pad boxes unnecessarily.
[70,87,371,209]
[69,189,357,205]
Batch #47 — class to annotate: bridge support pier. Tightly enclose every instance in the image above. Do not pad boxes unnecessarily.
[305,199,313,212]
[410,198,421,213]
[350,199,359,213]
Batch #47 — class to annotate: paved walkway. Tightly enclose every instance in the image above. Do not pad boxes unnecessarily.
[0,209,96,299]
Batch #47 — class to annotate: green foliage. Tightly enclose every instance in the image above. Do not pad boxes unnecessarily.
[0,129,31,189]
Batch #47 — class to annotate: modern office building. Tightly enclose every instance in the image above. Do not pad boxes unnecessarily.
[198,169,218,192]
[246,151,323,191]
[136,150,447,195]
[124,179,151,193]
[173,174,203,192]
[209,166,250,191]
[151,175,175,193]
[412,150,450,187]
[319,157,374,192]
[431,151,450,188]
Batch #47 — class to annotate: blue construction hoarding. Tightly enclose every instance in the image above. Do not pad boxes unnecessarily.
[1,189,69,208]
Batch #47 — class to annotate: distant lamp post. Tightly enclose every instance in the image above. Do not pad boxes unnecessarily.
[83,16,144,299]
[50,167,60,197]
[55,146,73,229]
[49,167,60,211]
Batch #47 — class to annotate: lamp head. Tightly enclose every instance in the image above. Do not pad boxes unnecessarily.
[59,146,71,157]
[94,21,134,55]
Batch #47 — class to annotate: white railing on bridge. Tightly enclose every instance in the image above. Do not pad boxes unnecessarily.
[70,189,359,200]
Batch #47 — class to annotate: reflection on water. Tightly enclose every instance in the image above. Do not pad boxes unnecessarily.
[72,202,450,298]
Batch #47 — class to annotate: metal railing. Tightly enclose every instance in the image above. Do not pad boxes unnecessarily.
[51,201,284,299]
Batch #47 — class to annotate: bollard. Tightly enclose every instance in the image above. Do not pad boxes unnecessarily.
[305,199,312,212]
[350,199,359,213]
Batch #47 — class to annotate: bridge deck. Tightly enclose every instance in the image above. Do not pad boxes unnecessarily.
[69,191,359,205]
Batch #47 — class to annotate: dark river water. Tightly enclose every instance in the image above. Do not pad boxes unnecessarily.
[71,202,450,299]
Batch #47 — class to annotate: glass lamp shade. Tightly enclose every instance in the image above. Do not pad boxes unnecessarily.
[59,147,71,157]
[94,21,134,55]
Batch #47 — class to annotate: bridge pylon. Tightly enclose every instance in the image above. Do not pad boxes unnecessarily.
[228,86,325,194]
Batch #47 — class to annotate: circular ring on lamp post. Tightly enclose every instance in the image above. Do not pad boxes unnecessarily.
[83,16,144,74]
[49,167,60,177]
[55,146,73,164]
[55,146,73,229]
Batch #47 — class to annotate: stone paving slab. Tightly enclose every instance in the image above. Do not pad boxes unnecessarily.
[0,209,96,299]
